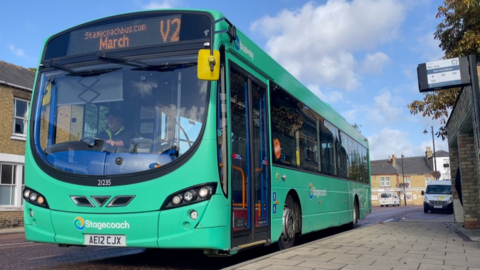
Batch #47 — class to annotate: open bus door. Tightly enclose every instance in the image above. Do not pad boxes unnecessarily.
[228,61,270,251]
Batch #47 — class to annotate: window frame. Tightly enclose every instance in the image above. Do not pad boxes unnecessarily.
[380,176,391,187]
[404,177,411,187]
[12,98,30,140]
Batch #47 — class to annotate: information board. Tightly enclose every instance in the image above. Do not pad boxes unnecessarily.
[417,56,471,92]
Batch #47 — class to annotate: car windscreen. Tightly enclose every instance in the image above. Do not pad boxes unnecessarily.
[426,185,452,195]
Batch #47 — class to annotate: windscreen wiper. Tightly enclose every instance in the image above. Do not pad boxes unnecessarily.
[97,52,150,68]
[131,62,197,72]
[48,61,122,77]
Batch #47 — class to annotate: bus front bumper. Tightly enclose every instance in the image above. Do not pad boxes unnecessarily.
[24,199,228,250]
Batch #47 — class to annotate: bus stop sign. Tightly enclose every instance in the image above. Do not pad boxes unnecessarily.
[417,56,471,92]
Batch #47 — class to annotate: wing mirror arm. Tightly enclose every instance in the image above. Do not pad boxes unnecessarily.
[198,18,236,80]
[208,17,236,71]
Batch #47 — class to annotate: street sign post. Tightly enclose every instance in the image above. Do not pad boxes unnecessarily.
[417,56,471,92]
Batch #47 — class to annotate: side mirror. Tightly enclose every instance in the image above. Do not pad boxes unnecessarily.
[421,190,425,196]
[197,49,220,81]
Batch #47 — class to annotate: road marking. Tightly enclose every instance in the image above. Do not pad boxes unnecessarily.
[28,254,60,260]
[384,219,394,223]
[0,241,34,247]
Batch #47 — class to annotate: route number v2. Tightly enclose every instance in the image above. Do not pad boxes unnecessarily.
[160,18,181,43]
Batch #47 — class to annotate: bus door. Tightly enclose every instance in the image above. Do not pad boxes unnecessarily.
[228,62,270,248]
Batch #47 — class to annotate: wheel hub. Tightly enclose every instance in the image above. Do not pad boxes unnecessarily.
[282,208,295,239]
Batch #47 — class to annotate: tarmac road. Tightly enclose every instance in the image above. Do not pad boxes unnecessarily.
[1,205,473,270]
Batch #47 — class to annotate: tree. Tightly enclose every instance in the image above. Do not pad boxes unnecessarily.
[408,0,480,139]
[351,123,362,133]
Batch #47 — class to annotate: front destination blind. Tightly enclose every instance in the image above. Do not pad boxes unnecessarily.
[43,13,211,60]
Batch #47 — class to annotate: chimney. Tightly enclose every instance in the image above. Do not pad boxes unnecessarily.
[425,146,434,170]
[425,146,432,159]
[392,154,396,168]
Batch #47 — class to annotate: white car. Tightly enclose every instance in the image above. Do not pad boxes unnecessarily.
[379,192,400,207]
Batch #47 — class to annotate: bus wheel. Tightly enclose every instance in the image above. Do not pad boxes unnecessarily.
[350,200,359,229]
[278,195,296,250]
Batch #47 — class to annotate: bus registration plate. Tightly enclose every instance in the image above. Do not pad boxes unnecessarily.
[84,234,126,246]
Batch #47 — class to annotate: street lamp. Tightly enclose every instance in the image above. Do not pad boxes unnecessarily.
[401,154,407,206]
[423,126,437,173]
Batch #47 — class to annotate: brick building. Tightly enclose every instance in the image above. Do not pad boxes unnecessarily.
[446,65,480,229]
[0,61,35,229]
[371,151,436,206]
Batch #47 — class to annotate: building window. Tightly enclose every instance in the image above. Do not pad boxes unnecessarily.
[380,176,390,187]
[0,164,16,206]
[13,98,30,137]
[404,177,411,187]
[443,159,449,168]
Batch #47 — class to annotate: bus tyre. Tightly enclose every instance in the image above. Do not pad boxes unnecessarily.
[350,200,359,229]
[278,195,296,250]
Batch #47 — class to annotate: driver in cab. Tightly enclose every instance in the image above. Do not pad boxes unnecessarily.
[98,108,134,148]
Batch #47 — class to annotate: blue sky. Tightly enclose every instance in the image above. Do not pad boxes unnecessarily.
[0,0,447,160]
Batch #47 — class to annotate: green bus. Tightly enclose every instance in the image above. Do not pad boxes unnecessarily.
[23,9,371,255]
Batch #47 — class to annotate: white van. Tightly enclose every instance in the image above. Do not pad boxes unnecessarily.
[422,181,453,213]
[379,192,400,207]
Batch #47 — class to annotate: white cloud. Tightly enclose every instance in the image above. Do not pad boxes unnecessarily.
[369,90,403,124]
[141,0,179,9]
[417,32,443,62]
[250,0,406,90]
[308,84,344,104]
[368,127,415,160]
[9,45,26,58]
[361,52,390,74]
[341,109,357,123]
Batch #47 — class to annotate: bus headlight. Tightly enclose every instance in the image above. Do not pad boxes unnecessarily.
[23,187,49,209]
[172,195,183,205]
[199,186,212,198]
[184,190,197,202]
[161,183,217,210]
[190,210,198,220]
[29,192,38,202]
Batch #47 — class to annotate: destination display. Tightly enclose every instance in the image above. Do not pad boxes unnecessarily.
[68,15,183,55]
[41,13,212,59]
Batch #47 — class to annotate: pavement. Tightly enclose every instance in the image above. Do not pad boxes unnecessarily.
[2,216,480,270]
[224,215,480,270]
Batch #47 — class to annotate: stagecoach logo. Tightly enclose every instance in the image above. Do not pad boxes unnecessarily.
[74,216,131,231]
[234,36,254,61]
[308,183,327,200]
[74,217,86,230]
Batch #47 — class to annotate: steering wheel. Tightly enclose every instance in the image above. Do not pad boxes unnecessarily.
[81,137,103,147]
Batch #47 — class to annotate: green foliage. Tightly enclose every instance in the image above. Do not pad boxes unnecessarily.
[408,0,480,139]
[351,123,362,133]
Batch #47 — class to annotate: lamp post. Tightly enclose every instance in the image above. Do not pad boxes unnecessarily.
[423,126,437,173]
[401,154,407,206]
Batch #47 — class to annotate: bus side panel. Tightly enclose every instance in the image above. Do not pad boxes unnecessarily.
[353,182,370,219]
[157,195,229,250]
[271,167,355,237]
[24,203,56,243]
[270,187,290,244]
